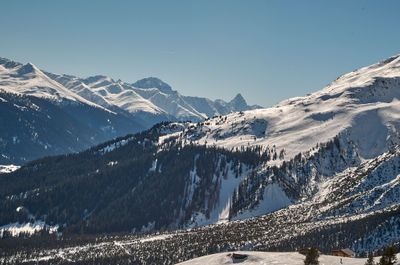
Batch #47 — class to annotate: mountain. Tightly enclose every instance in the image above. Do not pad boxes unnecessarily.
[0,57,259,164]
[132,77,173,92]
[45,73,260,123]
[0,123,265,234]
[0,90,144,165]
[43,73,172,128]
[168,54,400,161]
[2,54,400,264]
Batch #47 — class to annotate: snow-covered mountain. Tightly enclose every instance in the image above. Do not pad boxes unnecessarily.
[43,73,172,128]
[2,54,400,264]
[0,58,104,108]
[45,73,260,123]
[0,90,145,164]
[0,57,258,164]
[167,54,400,161]
[149,54,400,226]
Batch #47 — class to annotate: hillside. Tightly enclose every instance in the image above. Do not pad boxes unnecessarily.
[168,54,400,161]
[0,90,144,164]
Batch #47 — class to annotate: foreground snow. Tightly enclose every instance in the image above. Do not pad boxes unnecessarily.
[178,251,399,265]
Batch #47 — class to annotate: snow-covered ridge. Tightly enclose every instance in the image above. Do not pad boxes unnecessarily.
[0,56,260,125]
[0,58,108,111]
[163,54,400,163]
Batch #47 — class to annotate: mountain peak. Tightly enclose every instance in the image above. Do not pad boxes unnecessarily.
[133,77,172,92]
[17,62,39,75]
[232,93,245,102]
[318,54,400,101]
[229,93,248,110]
[0,57,22,69]
[83,75,111,84]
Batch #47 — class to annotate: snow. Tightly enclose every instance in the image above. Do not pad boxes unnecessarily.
[17,233,173,263]
[177,251,400,265]
[99,137,134,154]
[107,161,118,166]
[214,164,249,223]
[141,221,155,232]
[0,221,59,237]
[0,164,20,174]
[149,159,157,172]
[138,234,171,243]
[233,183,292,220]
[185,161,251,227]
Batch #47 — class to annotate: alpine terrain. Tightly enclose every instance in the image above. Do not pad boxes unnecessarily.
[0,57,259,165]
[1,54,400,264]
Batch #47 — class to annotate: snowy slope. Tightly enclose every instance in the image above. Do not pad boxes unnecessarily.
[45,73,166,115]
[170,54,400,162]
[177,251,370,265]
[133,85,207,121]
[0,58,105,109]
[178,251,400,265]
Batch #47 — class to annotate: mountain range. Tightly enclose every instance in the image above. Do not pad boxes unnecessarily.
[1,54,400,264]
[0,57,259,164]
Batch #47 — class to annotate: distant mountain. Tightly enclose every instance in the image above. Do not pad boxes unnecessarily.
[46,73,261,122]
[0,57,259,164]
[0,90,144,165]
[132,77,173,92]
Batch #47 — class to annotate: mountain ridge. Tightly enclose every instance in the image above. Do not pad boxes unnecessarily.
[0,56,260,164]
[0,56,260,121]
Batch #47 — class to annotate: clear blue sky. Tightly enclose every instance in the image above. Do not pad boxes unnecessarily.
[1,0,399,107]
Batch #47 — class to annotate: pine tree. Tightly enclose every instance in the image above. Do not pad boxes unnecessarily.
[379,246,397,265]
[304,246,319,265]
[365,252,375,265]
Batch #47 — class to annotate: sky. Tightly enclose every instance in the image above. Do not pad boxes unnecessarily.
[1,0,400,107]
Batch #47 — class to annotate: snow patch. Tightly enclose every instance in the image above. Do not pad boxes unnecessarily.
[0,221,59,237]
[233,182,292,220]
[0,164,20,174]
[99,137,134,154]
